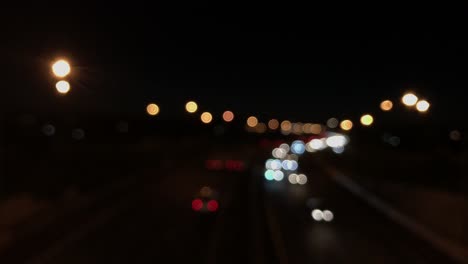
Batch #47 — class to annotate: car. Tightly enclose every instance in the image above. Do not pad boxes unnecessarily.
[191,186,220,213]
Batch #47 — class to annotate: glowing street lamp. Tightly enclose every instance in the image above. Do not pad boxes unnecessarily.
[55,80,70,94]
[185,101,198,113]
[360,114,374,126]
[340,120,353,131]
[52,59,71,78]
[402,93,418,106]
[201,112,213,124]
[380,100,393,111]
[247,116,258,127]
[416,100,430,112]
[222,111,234,122]
[146,103,160,116]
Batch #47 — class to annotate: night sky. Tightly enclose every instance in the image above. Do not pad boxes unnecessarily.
[3,5,467,123]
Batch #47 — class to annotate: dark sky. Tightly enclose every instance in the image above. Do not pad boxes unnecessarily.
[3,5,467,123]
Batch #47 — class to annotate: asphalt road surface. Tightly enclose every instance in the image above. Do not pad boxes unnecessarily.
[264,155,456,264]
[0,137,457,264]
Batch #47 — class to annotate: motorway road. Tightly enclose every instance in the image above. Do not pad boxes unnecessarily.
[1,137,457,264]
[7,138,277,264]
[264,155,456,264]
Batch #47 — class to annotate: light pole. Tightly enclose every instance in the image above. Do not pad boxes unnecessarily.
[51,59,71,95]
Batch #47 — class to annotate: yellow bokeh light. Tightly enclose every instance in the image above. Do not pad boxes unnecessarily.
[303,123,312,134]
[310,124,322,134]
[402,93,418,106]
[280,120,292,131]
[185,101,198,113]
[340,120,353,131]
[55,80,70,94]
[268,119,279,130]
[247,116,258,127]
[292,123,303,134]
[52,59,71,78]
[146,103,160,116]
[416,100,430,112]
[380,100,393,111]
[201,112,213,124]
[256,123,267,133]
[222,111,234,122]
[360,114,374,126]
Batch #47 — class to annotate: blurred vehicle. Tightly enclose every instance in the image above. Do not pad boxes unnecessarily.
[306,197,334,222]
[205,159,246,172]
[191,186,220,214]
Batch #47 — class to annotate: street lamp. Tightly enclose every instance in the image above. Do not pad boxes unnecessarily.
[360,114,374,126]
[416,100,430,112]
[146,103,160,116]
[185,101,198,113]
[52,59,71,78]
[402,93,418,106]
[55,80,71,94]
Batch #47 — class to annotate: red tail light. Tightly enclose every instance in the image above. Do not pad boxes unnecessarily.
[207,200,219,212]
[205,159,224,170]
[192,199,203,211]
[225,160,245,171]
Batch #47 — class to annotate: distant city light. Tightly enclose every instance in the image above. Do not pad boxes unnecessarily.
[326,135,347,148]
[449,130,461,141]
[310,124,322,134]
[42,124,56,136]
[340,120,353,131]
[247,116,258,127]
[327,118,339,129]
[264,170,275,180]
[380,100,393,111]
[288,174,298,184]
[309,139,326,150]
[292,123,303,135]
[52,59,71,78]
[291,140,306,155]
[360,114,374,126]
[55,80,70,94]
[222,111,234,122]
[323,210,334,222]
[280,120,292,132]
[297,174,307,185]
[279,143,290,152]
[416,100,430,112]
[302,123,312,134]
[268,119,279,130]
[72,128,85,140]
[146,103,160,116]
[201,112,213,124]
[256,123,267,133]
[185,101,198,113]
[311,209,323,221]
[402,93,418,106]
[273,170,284,181]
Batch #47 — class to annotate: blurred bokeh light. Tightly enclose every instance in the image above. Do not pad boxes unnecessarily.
[416,100,430,112]
[360,114,374,126]
[326,118,339,129]
[55,80,71,94]
[402,93,418,106]
[380,100,393,111]
[201,112,213,124]
[52,59,71,77]
[222,111,234,122]
[185,101,198,113]
[247,116,258,127]
[340,120,353,131]
[146,103,160,116]
[268,119,279,130]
